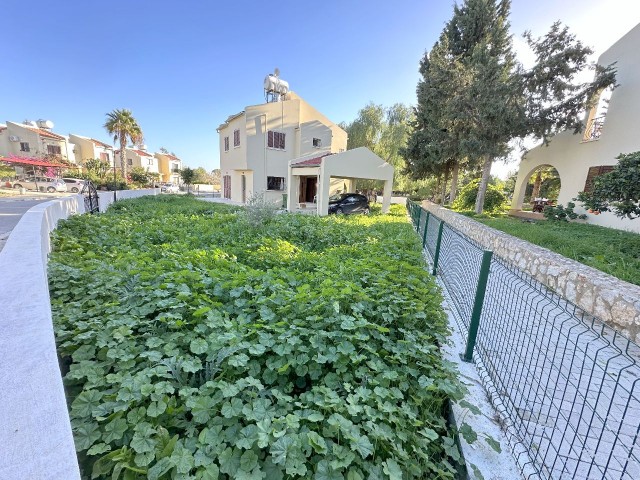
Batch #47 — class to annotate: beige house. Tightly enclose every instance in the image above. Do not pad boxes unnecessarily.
[512,23,640,233]
[154,152,182,183]
[0,120,76,164]
[217,91,348,204]
[288,147,394,216]
[115,147,160,175]
[68,134,115,169]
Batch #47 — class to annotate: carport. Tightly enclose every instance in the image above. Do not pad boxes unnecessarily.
[286,147,394,216]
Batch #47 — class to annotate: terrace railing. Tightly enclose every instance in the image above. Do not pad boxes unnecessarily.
[407,200,640,480]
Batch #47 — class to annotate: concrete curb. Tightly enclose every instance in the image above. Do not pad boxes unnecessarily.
[0,189,158,479]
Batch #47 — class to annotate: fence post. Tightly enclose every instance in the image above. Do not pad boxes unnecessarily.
[422,211,430,248]
[462,250,493,362]
[431,221,445,275]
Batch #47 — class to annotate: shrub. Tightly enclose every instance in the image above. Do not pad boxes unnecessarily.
[451,179,507,213]
[543,202,587,222]
[49,197,465,479]
[243,191,280,227]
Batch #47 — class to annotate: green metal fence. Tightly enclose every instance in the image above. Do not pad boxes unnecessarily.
[407,200,640,480]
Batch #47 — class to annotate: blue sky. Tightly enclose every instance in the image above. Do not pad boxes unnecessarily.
[1,0,638,172]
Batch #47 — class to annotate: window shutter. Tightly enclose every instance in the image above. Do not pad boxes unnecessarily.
[268,131,274,148]
[280,132,286,150]
[584,165,615,192]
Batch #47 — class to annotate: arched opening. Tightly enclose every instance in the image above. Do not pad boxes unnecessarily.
[512,163,561,213]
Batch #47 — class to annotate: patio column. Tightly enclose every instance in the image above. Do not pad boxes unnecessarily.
[381,179,392,214]
[287,165,298,212]
[317,171,331,216]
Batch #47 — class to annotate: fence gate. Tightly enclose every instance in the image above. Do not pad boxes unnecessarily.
[80,181,99,214]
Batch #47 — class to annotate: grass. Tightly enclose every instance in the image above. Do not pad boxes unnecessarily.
[474,215,640,286]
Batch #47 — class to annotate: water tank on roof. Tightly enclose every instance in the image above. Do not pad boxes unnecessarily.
[264,74,289,96]
[37,119,54,129]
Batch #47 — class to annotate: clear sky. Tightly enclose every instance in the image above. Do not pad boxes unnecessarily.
[1,0,638,173]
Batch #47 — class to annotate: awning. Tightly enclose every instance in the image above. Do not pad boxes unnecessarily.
[0,155,68,168]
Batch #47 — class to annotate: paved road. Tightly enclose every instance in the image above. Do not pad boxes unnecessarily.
[0,194,71,252]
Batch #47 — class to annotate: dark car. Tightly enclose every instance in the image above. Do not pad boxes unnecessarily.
[328,193,370,215]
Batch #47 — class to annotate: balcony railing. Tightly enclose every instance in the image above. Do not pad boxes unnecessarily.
[582,115,606,142]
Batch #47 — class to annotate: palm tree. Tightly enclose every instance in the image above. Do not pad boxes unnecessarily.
[104,109,143,179]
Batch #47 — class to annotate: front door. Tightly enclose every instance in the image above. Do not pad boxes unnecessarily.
[223,175,231,199]
[305,177,317,203]
[241,174,246,203]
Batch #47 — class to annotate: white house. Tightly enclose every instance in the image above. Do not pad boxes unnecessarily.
[217,91,348,204]
[512,23,640,233]
[0,120,76,164]
[115,147,160,175]
[154,152,182,183]
[68,134,115,169]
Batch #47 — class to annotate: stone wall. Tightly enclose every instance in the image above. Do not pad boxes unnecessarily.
[421,202,640,343]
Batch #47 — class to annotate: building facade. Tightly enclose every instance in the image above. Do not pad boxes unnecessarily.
[0,121,76,164]
[154,152,182,183]
[217,92,348,204]
[68,134,115,169]
[512,23,640,233]
[115,147,160,175]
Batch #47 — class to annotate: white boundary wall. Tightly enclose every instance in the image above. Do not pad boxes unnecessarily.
[0,189,158,479]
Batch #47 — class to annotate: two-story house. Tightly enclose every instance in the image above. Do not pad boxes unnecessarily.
[115,147,160,176]
[0,120,76,164]
[217,91,347,204]
[154,152,182,183]
[512,23,640,233]
[68,134,115,169]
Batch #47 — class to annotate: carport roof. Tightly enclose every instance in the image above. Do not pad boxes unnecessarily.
[0,155,68,167]
[290,152,333,167]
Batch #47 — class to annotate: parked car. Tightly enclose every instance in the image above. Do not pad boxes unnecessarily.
[328,193,370,215]
[161,183,179,193]
[62,177,86,193]
[11,177,67,193]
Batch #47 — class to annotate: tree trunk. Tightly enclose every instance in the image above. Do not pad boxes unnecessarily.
[531,171,542,199]
[120,137,127,180]
[450,161,459,204]
[474,156,493,214]
[441,165,449,205]
[435,175,442,204]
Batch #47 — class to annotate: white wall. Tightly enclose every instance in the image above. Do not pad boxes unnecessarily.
[512,24,640,233]
[0,188,159,480]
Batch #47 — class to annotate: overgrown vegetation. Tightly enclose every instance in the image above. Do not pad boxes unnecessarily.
[476,216,640,285]
[451,179,508,213]
[542,202,587,222]
[50,196,467,479]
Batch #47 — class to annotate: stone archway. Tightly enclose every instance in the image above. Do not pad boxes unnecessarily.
[512,163,562,211]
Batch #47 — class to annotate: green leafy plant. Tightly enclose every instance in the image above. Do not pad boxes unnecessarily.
[576,151,640,219]
[543,202,587,222]
[451,179,507,213]
[50,197,467,479]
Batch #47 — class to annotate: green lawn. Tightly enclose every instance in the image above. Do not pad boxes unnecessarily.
[476,216,640,286]
[49,196,464,479]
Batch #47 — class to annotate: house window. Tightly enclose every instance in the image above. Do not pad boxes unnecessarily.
[233,129,240,147]
[313,138,321,148]
[224,137,229,152]
[47,145,62,155]
[100,152,110,163]
[147,158,153,165]
[267,176,285,191]
[583,165,614,193]
[20,142,30,152]
[223,175,231,199]
[127,159,133,166]
[267,131,286,150]
[172,162,180,172]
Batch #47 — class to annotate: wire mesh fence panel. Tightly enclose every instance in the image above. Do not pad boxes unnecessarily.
[425,214,442,261]
[477,256,640,479]
[437,224,484,330]
[406,203,640,479]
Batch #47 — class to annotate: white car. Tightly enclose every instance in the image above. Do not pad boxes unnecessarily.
[62,178,86,193]
[161,183,179,193]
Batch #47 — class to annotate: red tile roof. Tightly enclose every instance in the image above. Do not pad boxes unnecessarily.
[291,152,332,167]
[23,125,66,140]
[163,153,180,160]
[116,148,153,157]
[91,138,112,149]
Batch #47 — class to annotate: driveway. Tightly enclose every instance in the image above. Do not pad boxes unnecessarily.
[0,192,72,252]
